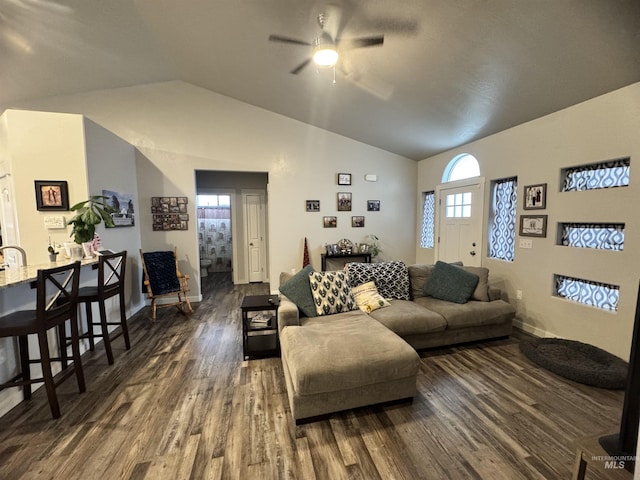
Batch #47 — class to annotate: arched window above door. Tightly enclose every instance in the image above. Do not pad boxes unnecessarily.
[442,154,480,183]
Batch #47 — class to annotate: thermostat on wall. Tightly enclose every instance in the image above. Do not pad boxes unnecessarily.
[364,174,377,182]
[44,215,66,229]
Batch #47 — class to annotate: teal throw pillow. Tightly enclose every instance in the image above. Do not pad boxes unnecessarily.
[279,265,317,317]
[422,261,479,304]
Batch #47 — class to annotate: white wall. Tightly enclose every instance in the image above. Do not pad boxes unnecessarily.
[417,82,640,360]
[14,81,418,292]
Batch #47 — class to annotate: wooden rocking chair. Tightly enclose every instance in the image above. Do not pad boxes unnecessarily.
[140,247,193,321]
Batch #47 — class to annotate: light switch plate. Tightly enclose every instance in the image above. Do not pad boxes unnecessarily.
[519,238,533,249]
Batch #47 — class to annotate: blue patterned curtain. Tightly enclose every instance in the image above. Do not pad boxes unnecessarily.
[488,177,517,261]
[562,158,630,191]
[561,223,625,251]
[555,275,619,311]
[420,191,435,248]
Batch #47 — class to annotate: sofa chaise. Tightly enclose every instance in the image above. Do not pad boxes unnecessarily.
[277,260,516,422]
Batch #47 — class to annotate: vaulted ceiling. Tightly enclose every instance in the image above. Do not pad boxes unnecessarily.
[1,0,639,160]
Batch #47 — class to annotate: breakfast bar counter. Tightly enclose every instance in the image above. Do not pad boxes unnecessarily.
[0,257,98,290]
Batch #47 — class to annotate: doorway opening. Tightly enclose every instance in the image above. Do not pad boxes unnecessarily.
[195,170,269,286]
[196,194,232,278]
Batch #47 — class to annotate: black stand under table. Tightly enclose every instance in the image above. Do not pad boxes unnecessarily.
[241,294,280,360]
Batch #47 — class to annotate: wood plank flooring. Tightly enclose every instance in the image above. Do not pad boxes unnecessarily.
[0,273,625,479]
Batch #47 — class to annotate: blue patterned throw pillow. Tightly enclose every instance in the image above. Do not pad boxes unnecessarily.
[309,271,357,316]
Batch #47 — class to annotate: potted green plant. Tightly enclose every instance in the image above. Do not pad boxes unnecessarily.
[68,196,116,255]
[368,234,382,260]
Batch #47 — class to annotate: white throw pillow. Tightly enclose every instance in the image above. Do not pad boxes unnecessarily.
[352,281,390,313]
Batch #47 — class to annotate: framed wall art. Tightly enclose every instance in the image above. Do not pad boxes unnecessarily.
[323,216,337,228]
[520,214,547,237]
[524,183,547,210]
[367,200,380,211]
[337,192,352,211]
[337,173,352,185]
[34,180,69,211]
[352,216,365,227]
[103,189,135,227]
[306,200,320,212]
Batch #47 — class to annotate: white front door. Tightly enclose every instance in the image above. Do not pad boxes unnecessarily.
[244,192,266,282]
[435,179,484,267]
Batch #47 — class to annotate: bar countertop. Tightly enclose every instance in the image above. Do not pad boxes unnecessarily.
[0,257,98,289]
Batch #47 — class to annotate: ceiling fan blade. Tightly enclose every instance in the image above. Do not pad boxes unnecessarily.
[340,35,384,50]
[269,34,312,46]
[291,58,312,74]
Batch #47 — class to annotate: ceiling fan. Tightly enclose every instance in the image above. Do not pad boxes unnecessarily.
[268,5,384,75]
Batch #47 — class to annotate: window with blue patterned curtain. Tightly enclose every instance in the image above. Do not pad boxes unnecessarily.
[420,191,435,248]
[554,275,619,311]
[560,223,625,251]
[561,158,630,191]
[488,177,517,261]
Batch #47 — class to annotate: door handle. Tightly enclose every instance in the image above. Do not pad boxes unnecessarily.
[250,243,254,246]
[469,251,476,256]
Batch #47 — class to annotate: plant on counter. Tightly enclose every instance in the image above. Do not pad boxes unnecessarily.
[68,196,116,244]
[368,234,382,260]
[47,237,58,255]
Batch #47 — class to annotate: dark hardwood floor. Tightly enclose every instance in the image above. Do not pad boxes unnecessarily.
[0,273,625,479]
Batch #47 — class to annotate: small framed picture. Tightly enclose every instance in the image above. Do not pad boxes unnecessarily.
[337,173,352,185]
[323,216,337,228]
[352,216,365,227]
[306,200,320,212]
[367,200,380,211]
[337,192,352,211]
[34,180,69,211]
[524,183,547,210]
[520,215,547,237]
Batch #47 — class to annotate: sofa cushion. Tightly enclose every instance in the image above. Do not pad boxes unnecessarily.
[309,271,357,316]
[345,261,410,300]
[279,265,317,317]
[461,266,490,302]
[423,261,479,304]
[351,281,390,313]
[408,262,462,299]
[280,315,419,395]
[414,296,516,329]
[368,299,447,336]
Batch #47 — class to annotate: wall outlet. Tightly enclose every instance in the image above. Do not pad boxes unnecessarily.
[516,290,523,300]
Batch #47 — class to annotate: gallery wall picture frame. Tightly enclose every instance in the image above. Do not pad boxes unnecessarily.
[323,216,337,228]
[524,183,547,210]
[337,192,352,211]
[306,200,320,212]
[103,189,135,227]
[352,216,365,227]
[367,200,380,211]
[337,173,352,185]
[34,180,69,211]
[520,214,548,237]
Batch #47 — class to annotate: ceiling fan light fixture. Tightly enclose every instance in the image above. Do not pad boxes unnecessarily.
[312,45,338,67]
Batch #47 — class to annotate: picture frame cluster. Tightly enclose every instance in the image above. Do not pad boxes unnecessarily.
[306,173,380,228]
[151,196,189,231]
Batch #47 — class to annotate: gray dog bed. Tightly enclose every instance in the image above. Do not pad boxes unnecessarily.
[520,338,628,390]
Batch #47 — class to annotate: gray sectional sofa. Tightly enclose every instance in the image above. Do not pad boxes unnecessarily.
[277,261,516,422]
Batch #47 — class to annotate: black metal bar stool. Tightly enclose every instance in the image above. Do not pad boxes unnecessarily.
[0,261,84,419]
[76,251,129,365]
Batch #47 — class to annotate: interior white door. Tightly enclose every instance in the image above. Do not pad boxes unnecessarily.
[435,179,484,267]
[244,193,266,282]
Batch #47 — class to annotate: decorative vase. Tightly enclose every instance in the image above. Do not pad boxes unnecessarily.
[48,253,58,262]
[69,244,83,260]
